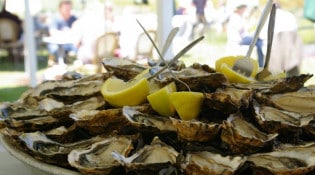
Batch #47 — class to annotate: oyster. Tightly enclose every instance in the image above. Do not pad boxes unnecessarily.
[247,143,315,175]
[204,87,252,114]
[181,151,246,175]
[122,106,176,133]
[112,137,179,173]
[232,74,313,94]
[170,117,221,142]
[70,108,129,136]
[270,87,315,115]
[19,73,110,107]
[221,115,278,154]
[102,58,147,80]
[68,135,136,175]
[158,67,227,91]
[254,104,313,136]
[18,131,105,167]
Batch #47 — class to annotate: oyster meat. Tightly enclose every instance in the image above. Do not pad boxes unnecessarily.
[181,151,246,175]
[221,115,278,154]
[247,143,315,175]
[112,137,179,173]
[68,135,136,175]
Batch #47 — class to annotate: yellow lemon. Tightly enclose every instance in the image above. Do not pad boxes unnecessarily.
[101,77,149,107]
[220,63,255,83]
[134,68,163,94]
[147,82,177,117]
[262,72,286,81]
[215,56,259,78]
[169,91,204,121]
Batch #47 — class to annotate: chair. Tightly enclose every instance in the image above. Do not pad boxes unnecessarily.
[0,2,23,63]
[134,30,157,64]
[94,32,119,73]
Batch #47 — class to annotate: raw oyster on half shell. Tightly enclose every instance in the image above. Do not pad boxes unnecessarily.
[221,115,278,154]
[181,151,246,175]
[68,135,137,175]
[112,137,179,174]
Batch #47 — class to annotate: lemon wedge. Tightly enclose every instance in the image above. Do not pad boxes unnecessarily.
[262,72,286,81]
[215,56,259,78]
[220,63,254,83]
[169,91,204,120]
[147,82,177,117]
[101,77,149,107]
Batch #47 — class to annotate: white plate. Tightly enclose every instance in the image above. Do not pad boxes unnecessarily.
[0,134,80,175]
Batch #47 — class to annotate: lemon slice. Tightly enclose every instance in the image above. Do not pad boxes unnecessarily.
[220,63,254,84]
[169,91,204,120]
[101,77,149,107]
[215,56,259,78]
[262,72,286,81]
[147,82,177,117]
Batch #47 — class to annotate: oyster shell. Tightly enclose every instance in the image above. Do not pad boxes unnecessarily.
[19,73,109,107]
[221,115,278,154]
[122,106,176,133]
[170,117,221,142]
[18,131,105,167]
[270,88,315,115]
[204,87,252,114]
[233,74,313,94]
[254,105,313,135]
[102,58,147,80]
[112,137,179,173]
[181,151,246,175]
[158,67,227,91]
[70,108,129,136]
[247,143,315,175]
[68,135,136,175]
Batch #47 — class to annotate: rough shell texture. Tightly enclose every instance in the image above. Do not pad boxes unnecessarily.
[221,115,278,154]
[170,117,221,142]
[247,143,315,175]
[112,137,179,172]
[68,135,135,175]
[182,151,246,175]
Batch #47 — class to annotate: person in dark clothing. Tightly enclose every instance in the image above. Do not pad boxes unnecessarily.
[191,0,208,39]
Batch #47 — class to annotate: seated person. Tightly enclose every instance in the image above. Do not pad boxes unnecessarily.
[47,0,77,65]
[226,4,264,67]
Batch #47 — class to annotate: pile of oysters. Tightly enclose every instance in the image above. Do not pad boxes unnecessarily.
[1,58,315,175]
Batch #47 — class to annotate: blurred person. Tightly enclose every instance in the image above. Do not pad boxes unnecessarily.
[190,0,208,39]
[266,3,303,77]
[72,1,117,64]
[226,3,264,67]
[47,0,78,65]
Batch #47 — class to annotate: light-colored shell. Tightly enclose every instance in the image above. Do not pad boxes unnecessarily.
[170,117,221,142]
[247,143,315,175]
[112,137,179,172]
[182,151,246,175]
[221,115,278,154]
[68,136,134,175]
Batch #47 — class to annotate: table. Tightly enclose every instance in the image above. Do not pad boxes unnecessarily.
[0,149,34,175]
[42,35,76,65]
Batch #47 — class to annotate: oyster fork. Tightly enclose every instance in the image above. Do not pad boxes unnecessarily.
[232,0,273,77]
[256,3,276,81]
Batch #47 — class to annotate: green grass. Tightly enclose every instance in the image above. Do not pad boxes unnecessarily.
[0,86,29,102]
[0,51,49,102]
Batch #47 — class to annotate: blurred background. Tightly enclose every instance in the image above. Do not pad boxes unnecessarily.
[0,0,314,102]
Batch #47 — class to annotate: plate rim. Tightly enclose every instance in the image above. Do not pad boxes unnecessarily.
[0,134,80,175]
